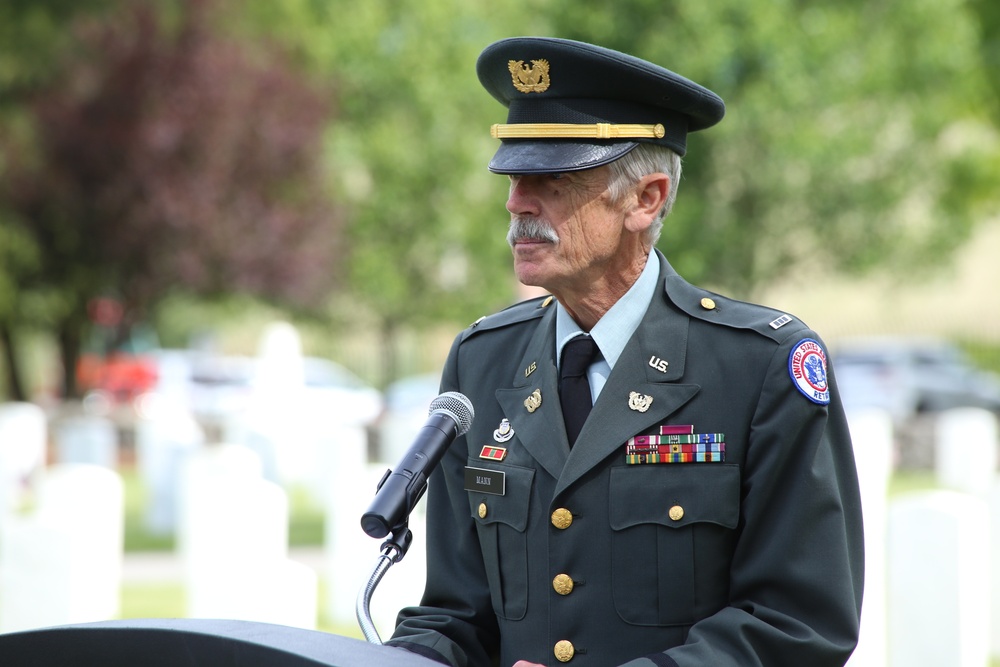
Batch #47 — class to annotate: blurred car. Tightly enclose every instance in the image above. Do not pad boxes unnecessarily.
[150,350,383,428]
[831,336,1000,424]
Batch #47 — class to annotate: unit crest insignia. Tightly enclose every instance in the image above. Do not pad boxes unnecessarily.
[508,59,550,93]
[493,418,514,443]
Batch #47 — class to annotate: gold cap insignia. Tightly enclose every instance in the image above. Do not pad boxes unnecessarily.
[628,391,653,413]
[524,388,542,413]
[508,59,550,93]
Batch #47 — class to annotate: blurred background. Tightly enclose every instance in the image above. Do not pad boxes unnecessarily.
[0,0,999,665]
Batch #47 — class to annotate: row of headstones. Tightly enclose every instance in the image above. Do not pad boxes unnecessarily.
[847,407,999,667]
[0,399,407,635]
[0,404,318,632]
[4,398,1000,663]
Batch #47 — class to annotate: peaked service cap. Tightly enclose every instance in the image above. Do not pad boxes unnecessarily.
[477,37,725,174]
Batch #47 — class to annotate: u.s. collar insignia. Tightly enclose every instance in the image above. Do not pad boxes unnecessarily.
[524,389,542,413]
[493,418,514,443]
[508,59,550,93]
[628,391,653,413]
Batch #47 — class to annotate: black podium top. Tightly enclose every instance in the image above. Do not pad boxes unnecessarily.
[0,618,441,667]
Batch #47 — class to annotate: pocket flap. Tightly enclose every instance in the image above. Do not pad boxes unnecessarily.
[610,464,740,530]
[468,462,535,532]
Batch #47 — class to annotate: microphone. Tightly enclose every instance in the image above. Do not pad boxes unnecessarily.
[361,391,474,539]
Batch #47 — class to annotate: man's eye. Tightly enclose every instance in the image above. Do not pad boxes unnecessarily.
[549,173,565,181]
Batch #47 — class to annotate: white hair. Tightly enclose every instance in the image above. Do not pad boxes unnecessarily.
[606,143,682,246]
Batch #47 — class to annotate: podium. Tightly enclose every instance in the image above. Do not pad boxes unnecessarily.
[0,618,441,667]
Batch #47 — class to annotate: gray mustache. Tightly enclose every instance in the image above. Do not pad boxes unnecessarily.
[507,217,559,247]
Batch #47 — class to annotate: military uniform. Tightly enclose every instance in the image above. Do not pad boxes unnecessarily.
[387,36,863,666]
[388,252,864,667]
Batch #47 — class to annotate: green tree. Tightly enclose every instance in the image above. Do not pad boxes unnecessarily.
[238,0,1000,389]
[0,0,341,400]
[235,0,551,385]
[543,0,1000,296]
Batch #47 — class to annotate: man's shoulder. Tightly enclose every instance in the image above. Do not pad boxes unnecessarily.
[459,295,553,342]
[663,274,810,343]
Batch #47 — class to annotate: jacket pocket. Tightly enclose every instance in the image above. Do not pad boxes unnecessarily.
[609,464,740,626]
[469,461,535,620]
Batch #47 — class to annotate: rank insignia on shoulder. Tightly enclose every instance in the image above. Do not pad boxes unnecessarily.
[769,314,793,330]
[788,338,830,405]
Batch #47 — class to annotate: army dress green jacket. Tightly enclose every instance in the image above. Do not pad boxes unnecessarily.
[388,252,864,667]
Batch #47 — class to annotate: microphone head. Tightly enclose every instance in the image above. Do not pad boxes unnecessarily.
[429,391,474,437]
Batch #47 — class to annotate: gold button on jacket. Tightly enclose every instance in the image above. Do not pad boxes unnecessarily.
[552,573,574,595]
[554,640,575,662]
[551,508,573,529]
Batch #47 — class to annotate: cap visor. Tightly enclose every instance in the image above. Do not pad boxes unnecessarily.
[488,141,637,174]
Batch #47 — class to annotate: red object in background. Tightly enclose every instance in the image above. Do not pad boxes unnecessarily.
[76,352,158,403]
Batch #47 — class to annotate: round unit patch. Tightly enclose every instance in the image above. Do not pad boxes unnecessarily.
[788,338,830,405]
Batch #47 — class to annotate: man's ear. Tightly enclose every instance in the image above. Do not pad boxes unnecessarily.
[623,173,669,234]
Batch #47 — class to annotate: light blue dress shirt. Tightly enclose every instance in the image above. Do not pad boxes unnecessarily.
[555,250,659,404]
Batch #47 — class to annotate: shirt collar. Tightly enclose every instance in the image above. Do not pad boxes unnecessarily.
[555,250,659,369]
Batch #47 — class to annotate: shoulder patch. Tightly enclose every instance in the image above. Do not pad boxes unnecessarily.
[788,338,830,405]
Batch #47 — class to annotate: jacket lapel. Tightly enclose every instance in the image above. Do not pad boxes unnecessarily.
[495,307,569,480]
[555,258,700,497]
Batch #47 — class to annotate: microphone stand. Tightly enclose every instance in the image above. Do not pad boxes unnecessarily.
[356,521,413,645]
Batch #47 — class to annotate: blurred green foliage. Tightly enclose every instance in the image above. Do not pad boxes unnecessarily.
[1,0,999,398]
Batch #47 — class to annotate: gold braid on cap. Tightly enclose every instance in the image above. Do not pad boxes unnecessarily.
[491,122,666,140]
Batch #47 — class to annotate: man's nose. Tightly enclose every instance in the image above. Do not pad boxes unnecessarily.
[506,178,541,217]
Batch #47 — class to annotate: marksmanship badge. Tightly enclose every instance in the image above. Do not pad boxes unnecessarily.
[788,338,830,405]
[508,59,550,93]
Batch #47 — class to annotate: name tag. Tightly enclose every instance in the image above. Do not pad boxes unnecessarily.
[464,466,506,496]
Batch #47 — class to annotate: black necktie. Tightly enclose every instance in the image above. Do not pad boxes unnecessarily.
[559,335,599,446]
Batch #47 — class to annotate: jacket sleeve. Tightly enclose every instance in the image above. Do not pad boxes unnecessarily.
[626,333,865,667]
[386,334,501,667]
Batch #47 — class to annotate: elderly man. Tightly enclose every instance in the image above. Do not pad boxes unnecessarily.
[387,37,864,667]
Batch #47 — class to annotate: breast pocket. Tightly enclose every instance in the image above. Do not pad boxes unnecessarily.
[609,464,740,626]
[468,461,535,620]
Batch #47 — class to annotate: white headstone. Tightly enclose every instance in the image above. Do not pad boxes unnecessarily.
[134,393,205,534]
[0,463,124,632]
[845,408,894,667]
[54,414,117,469]
[229,321,312,485]
[935,407,999,496]
[179,444,317,628]
[887,491,989,667]
[327,458,428,637]
[0,402,47,522]
[988,480,1000,659]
